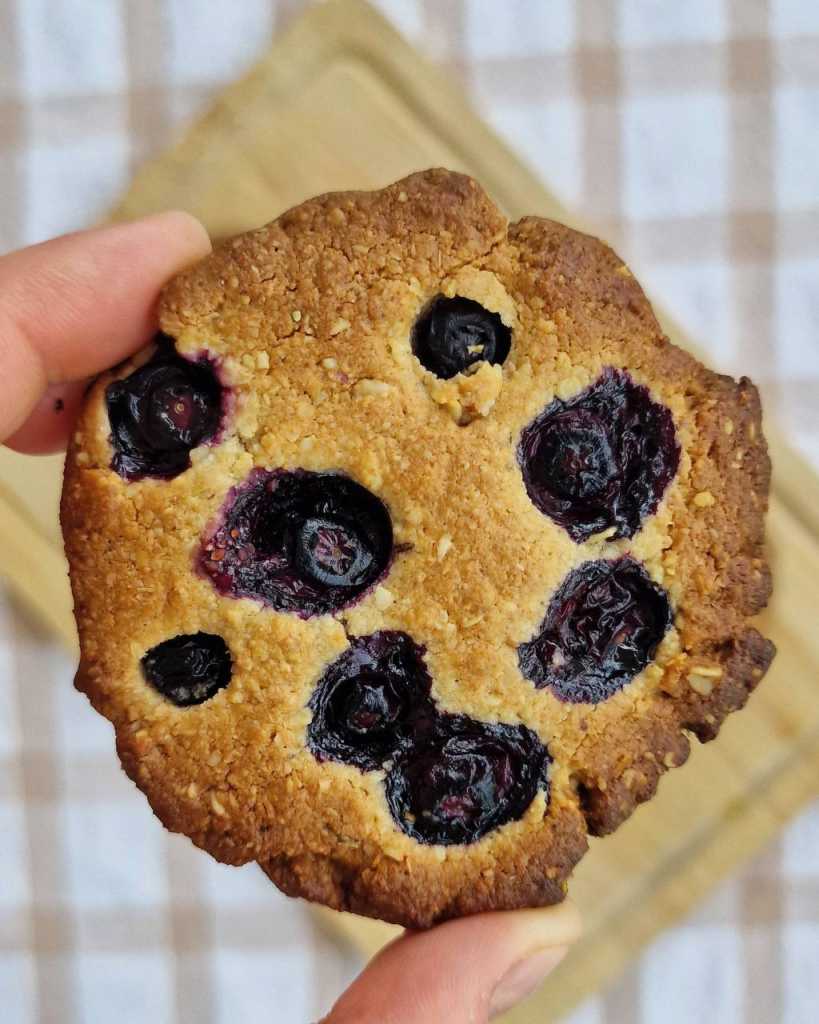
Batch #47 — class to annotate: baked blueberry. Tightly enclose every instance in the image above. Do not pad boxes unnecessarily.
[141,632,232,706]
[386,716,549,845]
[412,295,511,379]
[106,335,223,480]
[518,557,672,703]
[518,368,679,542]
[294,517,375,587]
[200,469,393,616]
[308,631,434,771]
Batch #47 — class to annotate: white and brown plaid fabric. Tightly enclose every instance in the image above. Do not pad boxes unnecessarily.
[1,2,817,1022]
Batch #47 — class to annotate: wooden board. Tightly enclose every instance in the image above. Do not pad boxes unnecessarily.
[2,2,819,1020]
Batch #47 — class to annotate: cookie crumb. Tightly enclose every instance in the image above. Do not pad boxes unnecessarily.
[354,378,391,398]
[687,673,716,696]
[693,490,716,508]
[436,535,453,560]
[689,665,723,678]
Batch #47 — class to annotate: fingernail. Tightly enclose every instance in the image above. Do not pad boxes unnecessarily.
[489,946,568,1018]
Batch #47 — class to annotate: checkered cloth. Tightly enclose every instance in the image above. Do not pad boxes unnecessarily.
[1,2,817,1022]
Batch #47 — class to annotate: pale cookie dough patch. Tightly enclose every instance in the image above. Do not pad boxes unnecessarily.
[414,268,517,423]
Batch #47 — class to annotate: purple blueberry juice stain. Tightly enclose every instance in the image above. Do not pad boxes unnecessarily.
[518,557,672,704]
[308,630,550,845]
[518,368,679,542]
[141,632,232,707]
[412,295,511,379]
[199,469,393,617]
[106,334,225,481]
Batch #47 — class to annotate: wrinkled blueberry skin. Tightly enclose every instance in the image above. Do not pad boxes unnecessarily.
[518,558,672,704]
[518,368,679,542]
[106,335,223,481]
[308,631,550,845]
[141,632,232,707]
[386,716,549,846]
[412,296,512,379]
[308,631,435,771]
[200,469,393,617]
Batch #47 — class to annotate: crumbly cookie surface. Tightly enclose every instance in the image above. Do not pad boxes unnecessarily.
[61,169,774,928]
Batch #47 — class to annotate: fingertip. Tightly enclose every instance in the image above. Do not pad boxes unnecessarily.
[322,902,581,1024]
[489,945,570,1019]
[130,210,212,263]
[3,379,88,453]
[504,899,582,950]
[96,210,212,277]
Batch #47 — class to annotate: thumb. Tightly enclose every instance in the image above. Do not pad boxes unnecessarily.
[321,901,580,1024]
[0,211,211,451]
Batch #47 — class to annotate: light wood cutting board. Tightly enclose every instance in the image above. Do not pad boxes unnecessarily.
[2,3,819,1021]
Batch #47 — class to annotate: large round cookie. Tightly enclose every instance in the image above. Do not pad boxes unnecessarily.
[61,170,774,928]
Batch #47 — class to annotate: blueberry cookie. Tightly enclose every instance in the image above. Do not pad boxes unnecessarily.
[61,170,774,928]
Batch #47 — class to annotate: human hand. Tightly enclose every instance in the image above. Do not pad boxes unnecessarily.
[321,902,580,1023]
[0,212,212,451]
[0,216,580,1022]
